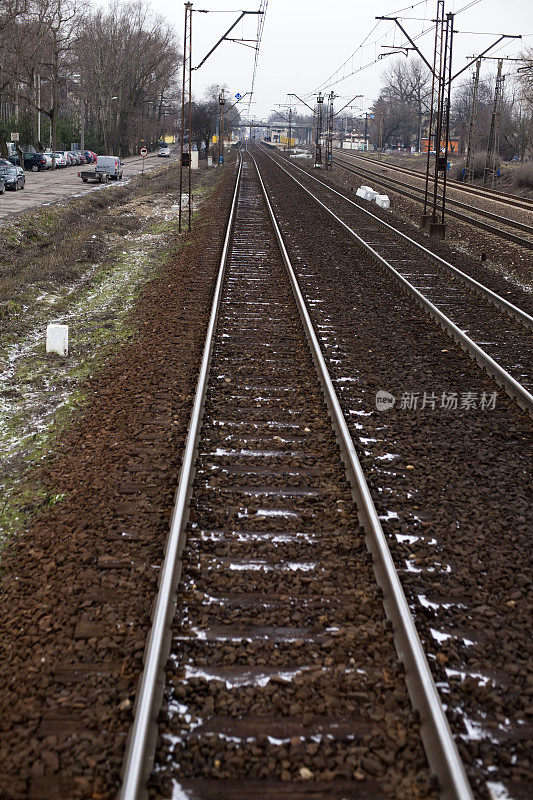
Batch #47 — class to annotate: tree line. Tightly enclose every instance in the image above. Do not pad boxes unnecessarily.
[0,0,180,158]
[367,53,533,162]
[268,53,533,167]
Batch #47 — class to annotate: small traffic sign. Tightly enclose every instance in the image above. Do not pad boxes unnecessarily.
[140,147,148,157]
[10,132,19,142]
[235,93,242,100]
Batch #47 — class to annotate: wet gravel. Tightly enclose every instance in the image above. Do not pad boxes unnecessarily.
[254,145,533,800]
[333,151,533,236]
[263,151,533,397]
[0,168,236,800]
[150,158,437,800]
[290,149,533,296]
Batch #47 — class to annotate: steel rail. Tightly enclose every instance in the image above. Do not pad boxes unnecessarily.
[249,149,475,800]
[118,155,243,800]
[332,155,533,250]
[267,147,533,331]
[338,149,533,212]
[333,154,533,237]
[259,146,533,416]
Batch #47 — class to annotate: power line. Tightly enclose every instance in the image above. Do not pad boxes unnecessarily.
[307,0,486,98]
[247,0,269,114]
[309,0,431,95]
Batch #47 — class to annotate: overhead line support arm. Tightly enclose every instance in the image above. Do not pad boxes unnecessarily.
[193,10,263,71]
[450,34,521,83]
[376,16,434,74]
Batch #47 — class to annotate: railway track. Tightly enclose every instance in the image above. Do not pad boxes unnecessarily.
[261,145,533,415]
[331,152,533,251]
[119,152,473,799]
[250,145,532,799]
[335,150,533,213]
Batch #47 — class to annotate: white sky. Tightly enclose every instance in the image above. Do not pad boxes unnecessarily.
[149,0,533,119]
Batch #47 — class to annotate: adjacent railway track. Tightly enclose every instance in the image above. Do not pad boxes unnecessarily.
[331,152,533,251]
[335,149,533,213]
[119,152,473,799]
[261,144,533,415]
[251,144,532,799]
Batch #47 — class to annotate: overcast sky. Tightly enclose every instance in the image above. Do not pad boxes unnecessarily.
[149,0,533,119]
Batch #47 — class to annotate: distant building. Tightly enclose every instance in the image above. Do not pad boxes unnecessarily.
[421,137,459,155]
[340,131,368,150]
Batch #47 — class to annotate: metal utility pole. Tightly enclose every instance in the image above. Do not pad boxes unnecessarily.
[364,112,374,151]
[464,59,481,183]
[178,2,193,232]
[483,59,504,187]
[288,93,315,149]
[315,93,324,168]
[218,91,226,164]
[376,9,519,239]
[177,5,263,231]
[37,74,41,145]
[325,91,336,169]
[428,11,454,238]
[80,95,85,152]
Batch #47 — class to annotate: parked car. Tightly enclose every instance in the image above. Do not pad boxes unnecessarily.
[158,147,171,157]
[41,153,53,169]
[61,151,75,166]
[79,155,123,183]
[68,151,83,165]
[24,153,49,171]
[50,152,67,167]
[0,165,25,190]
[0,174,5,194]
[72,150,90,164]
[97,155,123,179]
[84,150,97,163]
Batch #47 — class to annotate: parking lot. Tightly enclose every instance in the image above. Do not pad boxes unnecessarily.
[0,151,178,221]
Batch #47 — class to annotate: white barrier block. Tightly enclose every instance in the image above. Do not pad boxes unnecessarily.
[191,151,199,170]
[356,187,367,198]
[365,189,378,200]
[375,194,390,209]
[46,324,68,356]
[207,156,213,167]
[171,194,189,212]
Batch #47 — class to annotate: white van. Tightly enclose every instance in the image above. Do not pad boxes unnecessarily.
[96,155,123,180]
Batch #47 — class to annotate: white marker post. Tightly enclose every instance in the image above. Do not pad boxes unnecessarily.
[46,324,68,356]
[140,147,147,173]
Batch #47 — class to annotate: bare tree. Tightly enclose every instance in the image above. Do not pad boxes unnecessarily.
[76,4,180,156]
[371,58,431,150]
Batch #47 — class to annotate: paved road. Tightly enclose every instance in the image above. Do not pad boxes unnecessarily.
[0,151,178,222]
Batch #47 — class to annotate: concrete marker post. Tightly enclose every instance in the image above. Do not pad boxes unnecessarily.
[46,324,68,356]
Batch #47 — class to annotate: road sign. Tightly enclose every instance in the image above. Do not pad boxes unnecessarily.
[10,132,19,142]
[235,93,242,100]
[140,147,148,157]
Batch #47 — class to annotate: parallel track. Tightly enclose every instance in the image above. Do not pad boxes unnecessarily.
[336,149,533,212]
[119,152,473,800]
[261,145,533,415]
[332,152,533,250]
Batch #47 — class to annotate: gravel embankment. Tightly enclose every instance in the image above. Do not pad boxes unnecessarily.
[0,166,236,800]
[255,145,532,800]
[150,159,436,800]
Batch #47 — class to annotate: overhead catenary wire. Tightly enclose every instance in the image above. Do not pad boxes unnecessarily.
[247,0,269,114]
[308,0,487,98]
[309,0,431,95]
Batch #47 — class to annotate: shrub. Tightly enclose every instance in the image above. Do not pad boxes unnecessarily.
[513,163,533,188]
